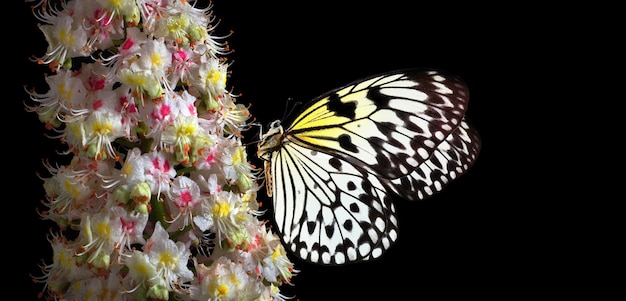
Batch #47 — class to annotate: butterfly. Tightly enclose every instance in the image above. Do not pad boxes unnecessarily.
[256,69,481,265]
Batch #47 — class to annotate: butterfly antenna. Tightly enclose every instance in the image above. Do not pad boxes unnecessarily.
[283,97,302,121]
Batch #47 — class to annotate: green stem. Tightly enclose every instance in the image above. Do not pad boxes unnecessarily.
[150,195,168,230]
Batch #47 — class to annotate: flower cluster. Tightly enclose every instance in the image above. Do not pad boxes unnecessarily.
[26,0,295,300]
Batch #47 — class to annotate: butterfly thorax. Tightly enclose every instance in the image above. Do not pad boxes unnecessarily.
[257,120,285,161]
[257,120,286,197]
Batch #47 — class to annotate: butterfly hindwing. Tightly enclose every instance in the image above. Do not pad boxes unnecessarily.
[271,142,398,265]
[257,69,480,265]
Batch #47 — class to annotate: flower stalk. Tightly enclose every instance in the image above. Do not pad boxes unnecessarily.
[26,1,295,300]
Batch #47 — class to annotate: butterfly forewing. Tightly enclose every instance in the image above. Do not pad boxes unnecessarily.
[287,70,471,179]
[387,119,481,201]
[257,69,480,265]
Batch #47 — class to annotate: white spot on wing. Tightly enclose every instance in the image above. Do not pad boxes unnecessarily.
[359,242,371,257]
[370,108,404,125]
[387,97,429,113]
[389,229,398,241]
[406,157,418,167]
[417,147,429,160]
[321,252,330,264]
[346,247,357,261]
[301,247,311,261]
[381,87,428,102]
[374,217,385,231]
[334,253,345,265]
[408,115,430,134]
[432,74,446,82]
[371,248,383,258]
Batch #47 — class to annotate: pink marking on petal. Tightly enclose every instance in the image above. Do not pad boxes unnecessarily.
[178,191,193,207]
[162,159,171,172]
[150,104,171,121]
[159,104,171,117]
[205,152,215,164]
[151,157,161,169]
[173,50,187,61]
[187,103,197,115]
[120,218,136,232]
[121,38,135,51]
[89,76,106,91]
[92,99,103,110]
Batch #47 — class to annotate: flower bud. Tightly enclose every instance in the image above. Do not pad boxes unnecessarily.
[131,182,152,203]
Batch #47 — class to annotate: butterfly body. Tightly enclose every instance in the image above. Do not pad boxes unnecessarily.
[257,69,480,265]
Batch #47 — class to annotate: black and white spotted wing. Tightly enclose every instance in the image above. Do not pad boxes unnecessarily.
[257,69,481,265]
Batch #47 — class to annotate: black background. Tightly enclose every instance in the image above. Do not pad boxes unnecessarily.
[11,1,594,300]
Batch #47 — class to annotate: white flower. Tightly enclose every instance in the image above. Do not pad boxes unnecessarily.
[80,110,126,159]
[36,15,89,66]
[26,69,87,124]
[143,222,195,293]
[189,56,228,101]
[133,37,172,83]
[190,257,263,300]
[141,150,176,198]
[110,206,149,248]
[165,175,205,230]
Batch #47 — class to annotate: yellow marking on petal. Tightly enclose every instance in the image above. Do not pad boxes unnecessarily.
[125,74,147,86]
[106,0,122,8]
[150,52,163,68]
[58,29,74,45]
[122,163,133,176]
[158,252,178,269]
[213,202,231,217]
[207,68,226,85]
[95,221,111,238]
[167,15,188,32]
[57,82,73,101]
[232,146,245,165]
[235,212,247,223]
[134,260,150,276]
[216,283,229,296]
[229,273,239,286]
[271,247,281,261]
[58,251,73,268]
[64,180,80,197]
[92,121,112,135]
[176,123,196,136]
